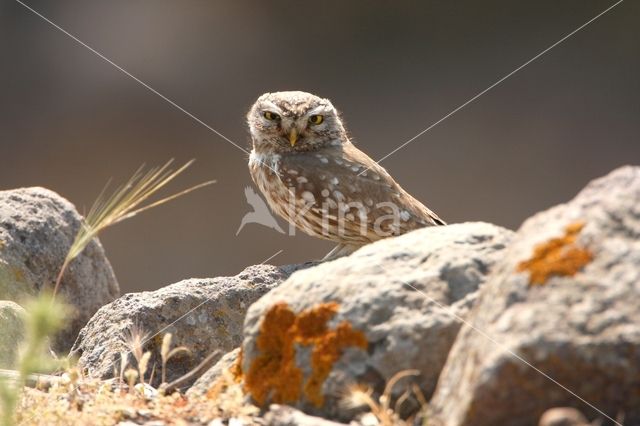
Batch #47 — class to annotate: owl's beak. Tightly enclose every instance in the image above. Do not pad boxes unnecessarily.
[288,128,298,147]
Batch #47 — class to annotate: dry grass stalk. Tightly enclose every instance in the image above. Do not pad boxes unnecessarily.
[138,352,151,385]
[341,369,421,426]
[53,159,215,296]
[162,350,220,395]
[121,323,152,385]
[124,369,138,395]
[160,333,190,385]
[118,352,129,387]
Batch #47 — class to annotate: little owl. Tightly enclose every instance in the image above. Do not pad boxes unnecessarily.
[247,91,444,260]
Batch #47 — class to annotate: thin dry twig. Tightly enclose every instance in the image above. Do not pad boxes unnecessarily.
[0,369,62,390]
[161,350,221,394]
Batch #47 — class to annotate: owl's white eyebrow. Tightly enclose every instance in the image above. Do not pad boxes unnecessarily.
[307,105,331,115]
[261,101,283,113]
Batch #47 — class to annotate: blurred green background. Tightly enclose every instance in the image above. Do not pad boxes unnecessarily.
[1,0,638,293]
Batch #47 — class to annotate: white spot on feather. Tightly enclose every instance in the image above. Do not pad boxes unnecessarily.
[301,191,316,204]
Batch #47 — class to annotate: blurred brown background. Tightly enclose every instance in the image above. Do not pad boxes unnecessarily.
[1,1,638,294]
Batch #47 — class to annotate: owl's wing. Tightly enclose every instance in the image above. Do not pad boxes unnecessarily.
[341,142,445,226]
[278,142,444,243]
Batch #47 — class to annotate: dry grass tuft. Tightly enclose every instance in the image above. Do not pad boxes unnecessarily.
[121,323,152,385]
[341,369,422,426]
[15,369,257,425]
[53,159,215,296]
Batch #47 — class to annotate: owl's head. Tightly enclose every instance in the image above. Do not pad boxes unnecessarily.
[247,91,347,153]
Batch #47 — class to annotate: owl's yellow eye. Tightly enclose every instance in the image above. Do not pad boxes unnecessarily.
[309,115,324,125]
[263,111,280,121]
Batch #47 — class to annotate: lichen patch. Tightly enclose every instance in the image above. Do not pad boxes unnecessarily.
[517,222,593,286]
[244,302,367,407]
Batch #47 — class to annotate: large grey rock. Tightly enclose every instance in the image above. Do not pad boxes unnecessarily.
[429,166,640,426]
[72,264,306,387]
[240,222,513,419]
[0,187,119,353]
[0,300,26,368]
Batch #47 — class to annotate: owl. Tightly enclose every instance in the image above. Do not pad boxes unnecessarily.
[247,91,444,260]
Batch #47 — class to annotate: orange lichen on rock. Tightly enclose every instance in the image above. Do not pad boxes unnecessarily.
[13,267,25,282]
[304,321,368,406]
[518,222,593,286]
[244,302,367,408]
[230,349,243,382]
[244,302,301,406]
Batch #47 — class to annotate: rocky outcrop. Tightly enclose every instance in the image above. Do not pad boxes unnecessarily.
[0,187,119,352]
[72,264,307,387]
[3,166,639,426]
[238,222,513,419]
[429,166,640,426]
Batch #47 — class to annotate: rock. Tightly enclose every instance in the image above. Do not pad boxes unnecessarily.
[538,408,590,426]
[239,222,513,419]
[72,264,307,387]
[264,404,349,426]
[187,348,241,397]
[0,300,26,368]
[429,166,640,426]
[0,187,119,353]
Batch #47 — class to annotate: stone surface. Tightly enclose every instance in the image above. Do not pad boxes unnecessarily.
[187,347,241,397]
[429,166,640,426]
[72,264,306,386]
[0,300,26,368]
[264,405,349,426]
[0,187,119,353]
[240,222,513,419]
[538,408,589,426]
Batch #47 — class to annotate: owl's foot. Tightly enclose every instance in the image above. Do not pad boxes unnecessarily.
[321,243,362,262]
